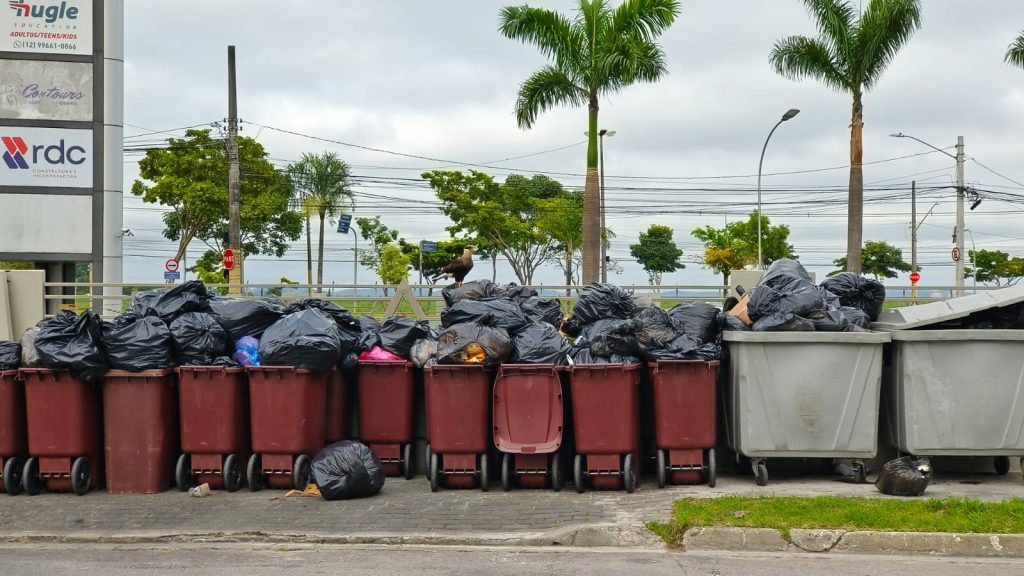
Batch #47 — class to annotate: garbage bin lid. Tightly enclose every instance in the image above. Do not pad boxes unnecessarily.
[871,283,1024,331]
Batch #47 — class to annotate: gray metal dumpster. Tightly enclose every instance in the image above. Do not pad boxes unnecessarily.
[874,284,1024,479]
[723,331,890,486]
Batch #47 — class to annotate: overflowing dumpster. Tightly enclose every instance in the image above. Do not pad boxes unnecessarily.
[569,363,640,493]
[0,369,26,494]
[424,364,492,491]
[177,366,249,492]
[650,360,719,488]
[493,364,566,491]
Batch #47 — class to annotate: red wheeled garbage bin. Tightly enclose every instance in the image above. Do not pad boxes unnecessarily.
[1,370,27,494]
[650,360,719,487]
[103,369,178,494]
[569,363,641,493]
[325,366,349,444]
[176,366,249,492]
[424,365,492,491]
[492,365,566,492]
[20,369,103,495]
[358,360,415,478]
[247,367,327,490]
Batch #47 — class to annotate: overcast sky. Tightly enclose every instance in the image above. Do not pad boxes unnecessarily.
[122,0,1024,289]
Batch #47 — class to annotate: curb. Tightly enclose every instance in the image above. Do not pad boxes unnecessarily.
[682,527,1024,558]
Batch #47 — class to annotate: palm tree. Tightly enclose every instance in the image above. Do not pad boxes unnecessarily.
[770,0,921,274]
[1007,31,1024,68]
[287,152,354,292]
[499,0,680,284]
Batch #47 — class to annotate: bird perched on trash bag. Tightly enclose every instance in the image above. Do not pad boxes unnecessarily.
[432,245,477,287]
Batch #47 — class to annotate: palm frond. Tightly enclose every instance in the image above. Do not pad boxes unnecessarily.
[770,36,848,92]
[610,0,680,40]
[499,5,581,69]
[855,0,922,89]
[800,0,855,64]
[514,66,587,129]
[597,37,667,93]
[1007,32,1024,68]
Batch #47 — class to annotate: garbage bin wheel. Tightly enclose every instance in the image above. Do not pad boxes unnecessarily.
[3,456,23,495]
[429,453,439,493]
[292,454,312,489]
[573,454,585,494]
[402,444,414,480]
[501,453,513,492]
[550,453,562,492]
[754,460,768,487]
[479,454,489,492]
[223,454,243,493]
[623,454,636,494]
[22,457,41,496]
[175,454,192,491]
[655,449,666,489]
[853,461,867,485]
[995,456,1011,476]
[70,456,91,496]
[707,449,717,489]
[246,454,263,492]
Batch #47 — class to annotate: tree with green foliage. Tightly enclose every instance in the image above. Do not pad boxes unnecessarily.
[692,213,796,285]
[1008,31,1024,68]
[287,152,354,291]
[770,0,922,274]
[422,170,568,285]
[132,129,302,270]
[629,224,684,286]
[355,216,402,271]
[966,249,1024,286]
[378,244,412,288]
[399,238,477,286]
[832,240,911,280]
[499,0,681,284]
[536,190,584,288]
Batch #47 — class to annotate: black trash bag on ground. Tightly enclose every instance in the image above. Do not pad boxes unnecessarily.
[442,280,505,307]
[748,284,826,321]
[759,258,814,292]
[722,314,750,332]
[139,280,212,323]
[634,307,678,348]
[585,318,643,359]
[519,296,563,328]
[441,297,528,334]
[208,298,284,342]
[667,302,722,344]
[35,310,108,382]
[560,316,585,338]
[573,283,637,324]
[0,341,20,370]
[284,299,362,355]
[101,314,176,371]
[129,289,167,316]
[570,347,641,365]
[819,272,887,322]
[752,313,816,332]
[644,334,722,361]
[169,312,229,366]
[875,456,933,497]
[510,323,572,365]
[259,308,342,372]
[310,440,385,500]
[435,317,512,367]
[19,325,42,367]
[376,317,431,360]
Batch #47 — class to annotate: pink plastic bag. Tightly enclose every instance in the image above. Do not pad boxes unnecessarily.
[358,346,403,362]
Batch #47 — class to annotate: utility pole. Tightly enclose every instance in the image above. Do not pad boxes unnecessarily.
[227,46,243,294]
[911,181,917,299]
[954,136,965,297]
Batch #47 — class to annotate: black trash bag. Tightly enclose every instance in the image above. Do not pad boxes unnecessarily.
[667,302,722,344]
[435,317,512,367]
[360,315,381,332]
[410,339,438,368]
[722,314,751,332]
[840,306,871,329]
[759,258,814,292]
[819,272,887,322]
[634,307,678,348]
[644,334,722,361]
[570,347,641,365]
[964,302,1024,330]
[129,289,167,316]
[441,297,528,334]
[19,325,42,367]
[284,299,362,355]
[376,317,431,360]
[35,310,108,382]
[169,312,229,366]
[748,284,826,321]
[510,323,572,365]
[585,318,643,359]
[497,283,539,303]
[752,313,816,332]
[101,314,176,371]
[819,288,842,311]
[0,341,20,370]
[809,309,850,332]
[310,440,385,500]
[442,280,505,307]
[560,315,585,338]
[208,298,284,342]
[259,308,342,372]
[139,280,212,323]
[875,456,933,497]
[573,283,637,324]
[519,296,563,328]
[210,356,241,367]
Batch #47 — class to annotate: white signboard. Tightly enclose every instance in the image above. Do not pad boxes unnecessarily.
[1,0,92,55]
[0,193,91,254]
[0,126,92,187]
[0,59,92,120]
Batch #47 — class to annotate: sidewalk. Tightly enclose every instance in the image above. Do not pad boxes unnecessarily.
[1,467,1020,550]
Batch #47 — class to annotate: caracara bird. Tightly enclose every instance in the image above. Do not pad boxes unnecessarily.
[432,245,477,287]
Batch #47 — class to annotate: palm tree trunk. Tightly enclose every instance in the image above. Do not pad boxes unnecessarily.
[305,214,313,296]
[846,92,864,274]
[316,209,326,293]
[582,94,601,285]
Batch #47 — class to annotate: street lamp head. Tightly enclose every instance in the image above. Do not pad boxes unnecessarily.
[782,108,800,121]
[604,130,616,137]
[890,132,906,138]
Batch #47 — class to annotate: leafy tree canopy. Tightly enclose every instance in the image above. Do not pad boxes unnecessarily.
[692,213,795,283]
[966,249,1024,287]
[629,224,684,286]
[832,240,911,279]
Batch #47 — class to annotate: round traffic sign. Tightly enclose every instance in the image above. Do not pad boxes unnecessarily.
[951,247,961,262]
[165,258,179,273]
[910,271,920,283]
[223,248,235,270]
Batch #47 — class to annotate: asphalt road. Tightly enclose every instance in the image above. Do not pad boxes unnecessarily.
[0,544,1021,575]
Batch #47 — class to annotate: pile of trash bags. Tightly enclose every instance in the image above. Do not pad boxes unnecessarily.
[0,341,20,371]
[726,259,885,332]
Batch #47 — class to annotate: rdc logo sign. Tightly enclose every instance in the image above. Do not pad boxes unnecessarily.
[2,135,86,169]
[2,136,29,169]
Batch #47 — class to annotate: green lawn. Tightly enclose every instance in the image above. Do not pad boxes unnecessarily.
[648,496,1024,544]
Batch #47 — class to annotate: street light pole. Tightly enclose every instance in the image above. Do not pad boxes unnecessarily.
[757,109,800,268]
[965,228,977,293]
